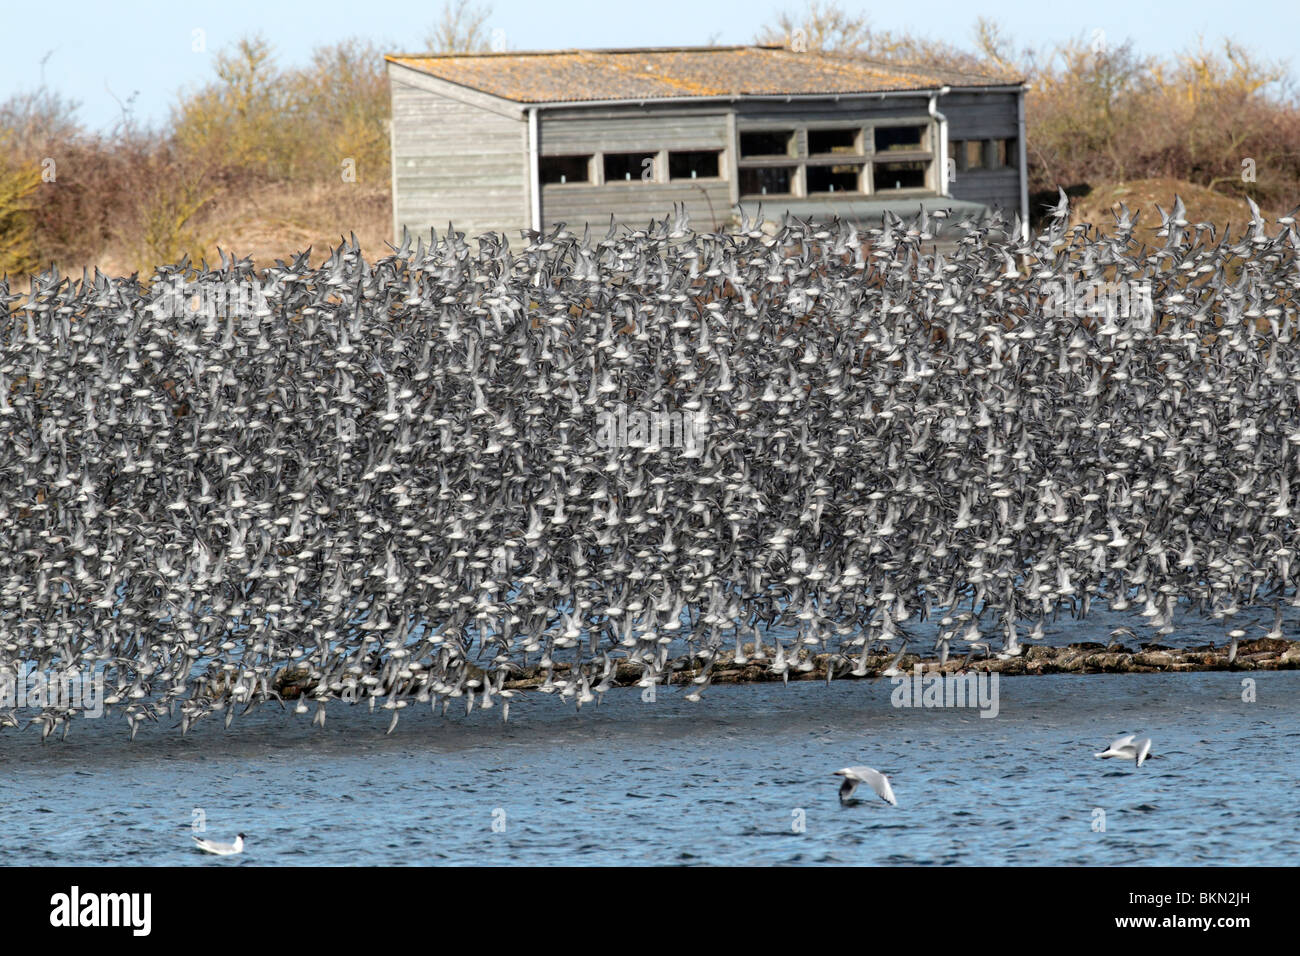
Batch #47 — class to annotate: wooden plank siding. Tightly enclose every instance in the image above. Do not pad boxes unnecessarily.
[389,74,531,240]
[542,181,733,232]
[942,92,1020,139]
[539,111,729,153]
[735,98,933,125]
[949,169,1022,215]
[943,91,1022,215]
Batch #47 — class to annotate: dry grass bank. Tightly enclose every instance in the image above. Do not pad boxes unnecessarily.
[1066,176,1285,243]
[80,181,392,277]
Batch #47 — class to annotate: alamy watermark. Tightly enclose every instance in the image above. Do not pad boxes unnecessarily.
[890,664,999,718]
[595,402,708,456]
[148,276,271,322]
[1042,278,1154,320]
[0,668,105,717]
[50,886,151,936]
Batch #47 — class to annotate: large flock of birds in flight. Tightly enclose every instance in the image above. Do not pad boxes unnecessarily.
[1,191,1298,743]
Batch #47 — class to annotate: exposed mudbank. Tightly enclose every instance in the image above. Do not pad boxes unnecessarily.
[264,637,1299,701]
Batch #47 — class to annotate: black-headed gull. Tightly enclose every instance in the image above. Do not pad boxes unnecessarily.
[1095,734,1154,767]
[834,766,898,806]
[193,832,246,856]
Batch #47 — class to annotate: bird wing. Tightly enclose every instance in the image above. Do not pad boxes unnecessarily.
[1109,734,1137,750]
[838,777,859,801]
[863,768,898,806]
[1053,187,1070,219]
[841,766,897,806]
[1134,737,1152,767]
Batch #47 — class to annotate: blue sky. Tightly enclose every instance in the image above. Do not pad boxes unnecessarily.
[2,0,1295,132]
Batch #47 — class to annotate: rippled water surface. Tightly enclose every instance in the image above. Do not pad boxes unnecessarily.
[2,669,1296,866]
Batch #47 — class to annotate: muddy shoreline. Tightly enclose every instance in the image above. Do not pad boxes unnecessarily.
[491,637,1300,690]
[499,637,1300,689]
[264,638,1299,700]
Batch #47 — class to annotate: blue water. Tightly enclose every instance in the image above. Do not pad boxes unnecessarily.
[1,671,1295,865]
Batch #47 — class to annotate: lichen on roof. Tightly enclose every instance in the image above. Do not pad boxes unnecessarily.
[385,45,1023,104]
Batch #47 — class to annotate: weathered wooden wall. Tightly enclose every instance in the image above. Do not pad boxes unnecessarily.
[388,63,531,240]
[944,91,1022,215]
